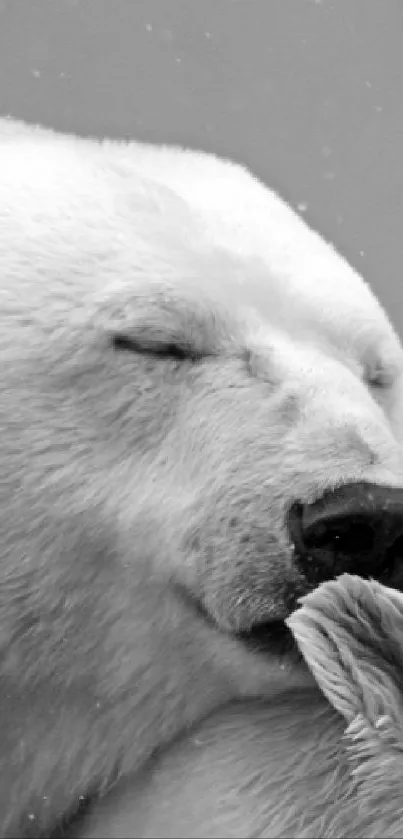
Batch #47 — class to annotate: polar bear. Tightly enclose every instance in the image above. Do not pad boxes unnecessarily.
[73,574,403,839]
[1,119,403,837]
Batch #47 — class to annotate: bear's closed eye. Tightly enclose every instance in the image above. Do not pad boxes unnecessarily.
[112,332,198,360]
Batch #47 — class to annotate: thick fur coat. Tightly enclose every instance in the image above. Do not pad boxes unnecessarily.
[1,119,403,836]
[76,574,403,838]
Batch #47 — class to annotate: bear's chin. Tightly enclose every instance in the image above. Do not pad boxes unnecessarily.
[184,585,297,657]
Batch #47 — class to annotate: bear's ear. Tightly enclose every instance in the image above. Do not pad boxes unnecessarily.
[287,574,403,727]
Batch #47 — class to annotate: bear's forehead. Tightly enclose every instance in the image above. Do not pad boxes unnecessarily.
[106,264,403,391]
[157,247,403,383]
[138,217,403,384]
[1,131,401,386]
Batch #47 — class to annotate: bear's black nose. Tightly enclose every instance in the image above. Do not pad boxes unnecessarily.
[288,482,403,587]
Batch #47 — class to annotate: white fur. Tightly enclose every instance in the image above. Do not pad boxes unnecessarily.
[0,119,403,836]
[74,576,403,839]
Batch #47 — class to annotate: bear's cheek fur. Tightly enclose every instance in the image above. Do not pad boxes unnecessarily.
[129,357,304,631]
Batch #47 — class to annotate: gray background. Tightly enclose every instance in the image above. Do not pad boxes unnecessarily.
[0,0,402,329]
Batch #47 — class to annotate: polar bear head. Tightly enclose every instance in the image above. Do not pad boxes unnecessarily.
[86,140,403,641]
[1,122,403,650]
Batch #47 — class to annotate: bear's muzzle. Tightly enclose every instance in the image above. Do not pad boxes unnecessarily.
[288,482,403,588]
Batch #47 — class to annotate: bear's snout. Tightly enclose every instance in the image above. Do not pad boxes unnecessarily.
[288,482,403,587]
